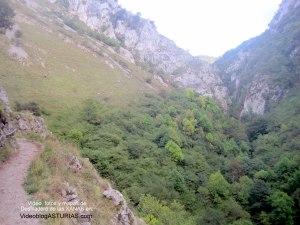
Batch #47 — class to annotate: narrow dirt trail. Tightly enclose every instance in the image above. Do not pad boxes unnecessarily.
[0,138,42,225]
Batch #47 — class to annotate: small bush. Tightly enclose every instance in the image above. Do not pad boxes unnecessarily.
[24,146,52,194]
[165,140,183,161]
[145,77,152,84]
[15,29,22,38]
[0,145,11,164]
[88,30,121,48]
[62,16,120,49]
[15,101,44,116]
[64,17,86,34]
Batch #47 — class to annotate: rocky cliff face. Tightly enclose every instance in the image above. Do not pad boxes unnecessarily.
[57,0,193,74]
[47,0,299,115]
[269,0,300,31]
[48,0,229,108]
[0,87,47,148]
[0,88,15,147]
[215,0,300,115]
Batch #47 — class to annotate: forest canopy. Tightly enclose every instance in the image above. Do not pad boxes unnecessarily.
[51,90,300,225]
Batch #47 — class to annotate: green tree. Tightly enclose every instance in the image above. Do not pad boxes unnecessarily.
[182,110,197,135]
[197,96,219,112]
[268,191,294,225]
[254,170,269,180]
[259,211,271,225]
[198,96,207,109]
[185,88,195,99]
[227,159,245,182]
[198,208,225,225]
[154,126,181,147]
[254,133,280,155]
[246,118,269,141]
[220,198,250,223]
[127,139,153,159]
[139,195,194,225]
[83,100,106,125]
[67,128,84,143]
[165,140,183,161]
[249,179,270,213]
[229,219,253,225]
[222,138,240,156]
[195,111,213,132]
[232,176,253,205]
[274,156,297,178]
[205,132,221,148]
[207,171,231,203]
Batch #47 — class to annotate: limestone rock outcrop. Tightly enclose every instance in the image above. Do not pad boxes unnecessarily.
[103,187,145,225]
[215,0,300,115]
[0,88,15,147]
[47,0,229,108]
[0,87,48,147]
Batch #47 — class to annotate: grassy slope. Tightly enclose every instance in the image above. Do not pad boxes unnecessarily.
[0,0,165,126]
[24,134,118,225]
[0,1,163,224]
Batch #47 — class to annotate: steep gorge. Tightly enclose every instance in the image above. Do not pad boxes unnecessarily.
[48,0,300,116]
[49,0,229,108]
[0,0,299,225]
[215,0,300,115]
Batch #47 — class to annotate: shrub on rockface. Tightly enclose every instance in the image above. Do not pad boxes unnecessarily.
[15,101,44,116]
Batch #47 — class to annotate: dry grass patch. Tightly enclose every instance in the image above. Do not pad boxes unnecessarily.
[25,135,117,225]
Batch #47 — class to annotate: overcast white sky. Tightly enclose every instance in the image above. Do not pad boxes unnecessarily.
[118,0,282,57]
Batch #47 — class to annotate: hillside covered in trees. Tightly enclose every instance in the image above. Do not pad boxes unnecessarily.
[0,0,299,225]
[51,89,300,225]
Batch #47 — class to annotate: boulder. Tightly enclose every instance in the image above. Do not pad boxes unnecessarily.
[68,155,83,173]
[103,188,138,225]
[17,113,47,137]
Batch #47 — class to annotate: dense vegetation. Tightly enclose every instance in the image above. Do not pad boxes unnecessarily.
[51,90,300,225]
[1,0,298,224]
